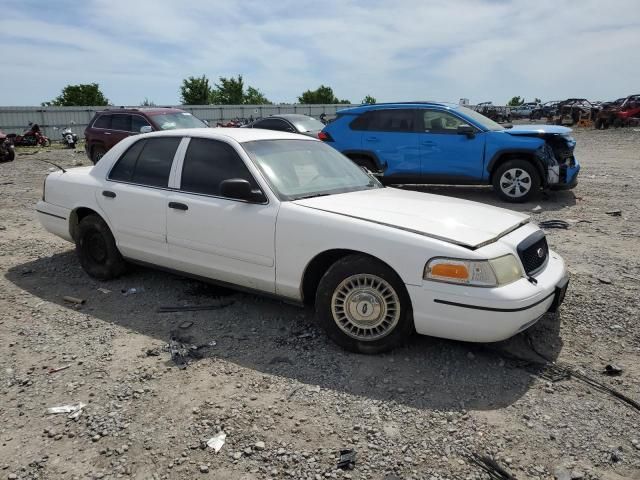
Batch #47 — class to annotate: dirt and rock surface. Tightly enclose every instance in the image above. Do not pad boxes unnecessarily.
[0,128,639,480]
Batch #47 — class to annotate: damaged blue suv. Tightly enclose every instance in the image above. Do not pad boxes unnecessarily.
[319,102,580,202]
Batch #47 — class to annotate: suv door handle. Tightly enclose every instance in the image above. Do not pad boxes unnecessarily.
[102,190,116,198]
[365,136,380,142]
[421,141,435,146]
[103,132,111,135]
[168,202,188,211]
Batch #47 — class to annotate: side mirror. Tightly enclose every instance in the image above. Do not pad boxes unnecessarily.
[457,124,476,138]
[219,178,266,203]
[140,125,153,134]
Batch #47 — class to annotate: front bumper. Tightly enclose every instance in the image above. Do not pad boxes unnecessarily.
[550,163,580,190]
[408,249,567,343]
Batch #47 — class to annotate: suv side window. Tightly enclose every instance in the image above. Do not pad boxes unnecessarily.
[111,114,131,132]
[93,114,111,129]
[181,138,258,197]
[363,109,416,132]
[254,118,294,132]
[109,137,180,187]
[131,115,152,133]
[422,110,467,133]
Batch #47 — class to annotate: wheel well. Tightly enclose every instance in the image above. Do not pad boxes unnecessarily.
[489,152,544,184]
[69,207,101,241]
[301,249,402,305]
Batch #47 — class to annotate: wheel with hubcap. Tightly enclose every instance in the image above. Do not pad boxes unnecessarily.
[492,159,540,203]
[315,254,413,353]
[76,214,126,280]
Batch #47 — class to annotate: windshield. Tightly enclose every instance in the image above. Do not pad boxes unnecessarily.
[242,139,382,200]
[289,117,325,132]
[458,106,504,131]
[150,112,207,130]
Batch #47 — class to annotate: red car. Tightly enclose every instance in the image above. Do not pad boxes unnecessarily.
[84,108,208,163]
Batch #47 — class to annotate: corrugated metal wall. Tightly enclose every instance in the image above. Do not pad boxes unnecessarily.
[0,104,357,138]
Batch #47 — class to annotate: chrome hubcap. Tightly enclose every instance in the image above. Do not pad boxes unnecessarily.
[331,274,400,341]
[500,168,532,198]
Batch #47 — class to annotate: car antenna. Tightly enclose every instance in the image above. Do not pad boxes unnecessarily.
[32,158,67,173]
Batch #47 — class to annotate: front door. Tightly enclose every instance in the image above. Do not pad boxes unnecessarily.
[96,136,182,262]
[166,137,278,293]
[419,109,486,181]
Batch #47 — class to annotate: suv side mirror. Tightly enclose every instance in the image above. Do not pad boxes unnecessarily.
[219,178,266,203]
[457,124,476,138]
[140,125,153,134]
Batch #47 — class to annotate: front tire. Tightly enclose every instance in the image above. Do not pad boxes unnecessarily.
[492,159,541,203]
[315,254,413,354]
[75,214,126,280]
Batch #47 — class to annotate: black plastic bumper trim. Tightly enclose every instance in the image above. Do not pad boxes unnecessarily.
[36,210,66,221]
[434,291,556,313]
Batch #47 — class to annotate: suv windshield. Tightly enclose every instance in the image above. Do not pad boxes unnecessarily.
[457,106,504,131]
[243,139,381,200]
[289,117,325,132]
[150,112,207,130]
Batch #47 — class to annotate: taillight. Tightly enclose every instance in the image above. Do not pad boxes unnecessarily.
[317,131,333,142]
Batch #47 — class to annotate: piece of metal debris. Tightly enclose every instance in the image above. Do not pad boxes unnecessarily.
[97,288,111,294]
[46,402,86,419]
[48,365,71,374]
[337,449,357,470]
[157,299,234,313]
[605,210,622,216]
[538,220,570,229]
[63,296,85,305]
[466,453,516,480]
[603,364,623,376]
[179,321,194,329]
[531,205,543,213]
[206,432,227,453]
[597,277,613,284]
[122,287,144,296]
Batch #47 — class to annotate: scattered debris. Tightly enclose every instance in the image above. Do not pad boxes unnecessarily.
[538,219,570,229]
[603,364,623,376]
[46,402,86,419]
[179,320,194,329]
[605,210,622,216]
[97,287,111,294]
[597,277,613,284]
[531,205,543,213]
[466,453,516,480]
[337,449,357,470]
[62,296,85,305]
[206,432,226,453]
[122,287,144,296]
[48,365,71,374]
[157,299,234,313]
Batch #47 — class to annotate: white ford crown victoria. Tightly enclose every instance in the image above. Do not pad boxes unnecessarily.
[37,128,569,353]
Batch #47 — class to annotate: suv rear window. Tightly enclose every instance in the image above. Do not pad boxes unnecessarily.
[350,109,416,132]
[109,137,181,187]
[93,114,111,129]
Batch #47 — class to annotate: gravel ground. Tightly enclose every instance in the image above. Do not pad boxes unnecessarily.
[0,128,639,480]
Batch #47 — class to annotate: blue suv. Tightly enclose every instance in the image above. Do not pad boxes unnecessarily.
[319,102,580,202]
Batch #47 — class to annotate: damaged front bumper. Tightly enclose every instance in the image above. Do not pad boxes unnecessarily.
[550,164,579,190]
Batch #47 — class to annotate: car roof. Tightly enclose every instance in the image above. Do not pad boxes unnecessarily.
[336,101,462,114]
[139,127,318,143]
[266,113,319,120]
[96,107,186,115]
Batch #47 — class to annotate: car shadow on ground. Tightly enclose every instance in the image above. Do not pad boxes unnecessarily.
[394,184,577,213]
[6,251,564,412]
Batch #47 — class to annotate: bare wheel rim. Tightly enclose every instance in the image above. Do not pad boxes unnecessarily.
[500,168,532,198]
[331,274,401,341]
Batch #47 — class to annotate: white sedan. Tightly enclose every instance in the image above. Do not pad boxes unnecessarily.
[37,128,569,353]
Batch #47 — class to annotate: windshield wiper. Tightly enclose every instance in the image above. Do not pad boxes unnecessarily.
[295,193,332,200]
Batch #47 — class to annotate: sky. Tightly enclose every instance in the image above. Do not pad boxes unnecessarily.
[1,0,639,106]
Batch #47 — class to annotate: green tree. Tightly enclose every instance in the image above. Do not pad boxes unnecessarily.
[534,97,541,103]
[140,97,156,107]
[298,85,350,104]
[180,75,211,105]
[243,86,271,105]
[507,96,525,106]
[44,83,109,106]
[209,75,271,105]
[361,95,376,104]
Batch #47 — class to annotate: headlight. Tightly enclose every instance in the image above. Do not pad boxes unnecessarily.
[424,255,523,287]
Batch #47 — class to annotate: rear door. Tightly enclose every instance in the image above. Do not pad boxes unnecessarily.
[166,137,278,292]
[418,108,486,181]
[359,109,420,179]
[96,136,182,262]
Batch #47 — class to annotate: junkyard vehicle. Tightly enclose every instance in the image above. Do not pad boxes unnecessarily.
[510,102,541,119]
[0,128,15,162]
[320,102,580,202]
[473,102,512,123]
[530,101,560,120]
[7,122,51,147]
[37,128,569,354]
[245,114,325,138]
[84,107,208,164]
[594,95,640,129]
[553,99,598,126]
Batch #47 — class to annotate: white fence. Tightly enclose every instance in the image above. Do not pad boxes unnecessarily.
[0,104,358,138]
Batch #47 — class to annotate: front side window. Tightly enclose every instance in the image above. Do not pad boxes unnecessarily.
[108,137,180,187]
[131,115,152,133]
[181,138,258,197]
[111,114,131,132]
[422,110,467,133]
[93,114,111,129]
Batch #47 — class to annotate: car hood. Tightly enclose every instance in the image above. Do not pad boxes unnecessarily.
[293,188,529,249]
[505,124,572,135]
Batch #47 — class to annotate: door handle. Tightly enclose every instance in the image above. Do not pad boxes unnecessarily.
[102,190,116,198]
[365,136,379,142]
[168,202,188,211]
[422,141,435,146]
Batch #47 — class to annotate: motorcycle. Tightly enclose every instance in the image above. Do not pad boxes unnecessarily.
[0,129,15,162]
[7,122,51,147]
[59,122,79,149]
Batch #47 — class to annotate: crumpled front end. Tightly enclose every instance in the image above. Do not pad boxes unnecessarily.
[535,134,580,189]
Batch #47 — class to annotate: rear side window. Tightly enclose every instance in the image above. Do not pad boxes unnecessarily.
[181,138,257,197]
[111,114,131,132]
[109,137,180,187]
[351,109,416,132]
[93,114,111,129]
[349,113,371,130]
